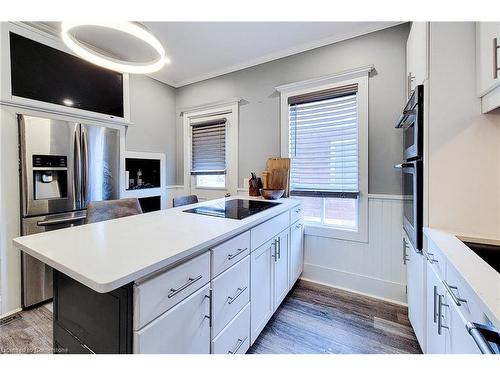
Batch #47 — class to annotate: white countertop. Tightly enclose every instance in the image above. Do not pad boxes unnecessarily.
[424,228,500,328]
[13,196,300,293]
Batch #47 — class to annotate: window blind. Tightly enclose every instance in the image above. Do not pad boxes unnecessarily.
[191,118,227,175]
[289,84,359,198]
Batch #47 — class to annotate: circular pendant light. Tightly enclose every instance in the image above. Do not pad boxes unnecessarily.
[61,22,168,74]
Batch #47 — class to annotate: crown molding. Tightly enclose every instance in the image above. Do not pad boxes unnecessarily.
[275,65,374,93]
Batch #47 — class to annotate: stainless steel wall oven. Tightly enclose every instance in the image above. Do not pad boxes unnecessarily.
[396,85,424,251]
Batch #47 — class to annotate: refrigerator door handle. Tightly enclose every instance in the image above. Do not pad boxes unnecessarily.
[81,125,89,207]
[74,125,82,208]
[37,215,87,226]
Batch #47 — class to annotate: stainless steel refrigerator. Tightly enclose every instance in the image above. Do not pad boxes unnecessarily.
[18,114,121,307]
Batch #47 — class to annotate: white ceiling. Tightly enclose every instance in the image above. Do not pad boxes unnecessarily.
[40,22,401,87]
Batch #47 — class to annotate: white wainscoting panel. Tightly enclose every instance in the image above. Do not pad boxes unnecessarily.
[302,195,407,304]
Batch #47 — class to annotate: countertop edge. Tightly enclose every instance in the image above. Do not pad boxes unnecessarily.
[13,197,301,293]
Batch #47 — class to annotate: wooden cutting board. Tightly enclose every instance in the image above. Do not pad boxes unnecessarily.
[265,158,290,197]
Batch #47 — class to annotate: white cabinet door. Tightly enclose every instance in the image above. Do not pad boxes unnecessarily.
[273,229,289,310]
[476,22,500,96]
[412,22,428,86]
[446,298,482,354]
[406,22,428,97]
[134,285,210,354]
[425,261,446,354]
[405,235,426,351]
[406,23,415,98]
[250,238,274,344]
[289,220,304,289]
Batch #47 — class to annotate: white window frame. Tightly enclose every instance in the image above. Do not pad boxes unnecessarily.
[182,100,239,198]
[277,66,372,243]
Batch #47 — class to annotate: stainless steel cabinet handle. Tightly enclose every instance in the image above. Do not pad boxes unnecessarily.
[227,286,247,305]
[437,294,449,335]
[427,252,438,264]
[407,72,415,98]
[494,37,499,79]
[228,337,247,354]
[295,208,302,213]
[168,275,203,298]
[402,238,410,265]
[271,240,277,261]
[443,281,467,306]
[467,322,499,354]
[277,237,281,260]
[433,285,438,323]
[227,248,247,260]
[204,289,212,327]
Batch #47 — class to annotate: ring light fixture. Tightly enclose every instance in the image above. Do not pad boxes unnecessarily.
[61,22,168,74]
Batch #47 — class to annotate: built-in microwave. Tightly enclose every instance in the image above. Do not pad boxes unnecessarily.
[401,160,423,251]
[396,85,424,160]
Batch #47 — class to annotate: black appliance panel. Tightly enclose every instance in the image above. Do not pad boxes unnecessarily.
[463,242,500,273]
[396,85,424,160]
[183,199,281,220]
[10,32,124,118]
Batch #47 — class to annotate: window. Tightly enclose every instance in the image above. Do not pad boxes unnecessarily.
[289,85,359,230]
[278,69,369,242]
[191,118,227,188]
[183,100,239,198]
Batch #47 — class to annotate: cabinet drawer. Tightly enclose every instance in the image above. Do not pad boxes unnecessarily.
[289,204,303,225]
[445,263,487,325]
[212,303,250,354]
[134,285,210,354]
[251,211,288,251]
[211,255,250,337]
[133,252,210,329]
[211,231,250,277]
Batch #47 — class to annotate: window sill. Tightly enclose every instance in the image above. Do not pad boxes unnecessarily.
[304,222,368,243]
[194,186,227,190]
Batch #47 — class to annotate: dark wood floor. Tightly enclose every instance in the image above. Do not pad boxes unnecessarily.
[0,304,53,354]
[248,280,422,354]
[0,280,421,354]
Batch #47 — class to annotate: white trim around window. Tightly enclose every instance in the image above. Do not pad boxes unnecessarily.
[182,100,239,199]
[277,66,372,243]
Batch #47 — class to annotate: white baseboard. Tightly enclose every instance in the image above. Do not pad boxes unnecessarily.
[0,307,22,320]
[302,263,407,305]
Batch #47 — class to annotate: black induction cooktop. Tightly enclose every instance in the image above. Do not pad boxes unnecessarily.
[183,199,281,220]
[462,241,500,273]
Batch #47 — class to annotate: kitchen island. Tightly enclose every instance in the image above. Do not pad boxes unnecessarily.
[13,196,304,354]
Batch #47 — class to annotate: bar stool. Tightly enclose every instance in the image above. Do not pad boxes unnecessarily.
[85,198,143,224]
[172,195,198,208]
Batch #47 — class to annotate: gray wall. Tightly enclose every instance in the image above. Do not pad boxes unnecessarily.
[127,75,177,184]
[175,23,410,194]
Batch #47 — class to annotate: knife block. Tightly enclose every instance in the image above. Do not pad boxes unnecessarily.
[249,177,263,196]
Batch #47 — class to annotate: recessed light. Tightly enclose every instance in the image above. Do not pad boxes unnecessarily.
[61,22,167,74]
[63,98,74,106]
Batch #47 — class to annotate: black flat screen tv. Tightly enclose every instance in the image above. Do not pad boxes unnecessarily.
[10,32,124,118]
